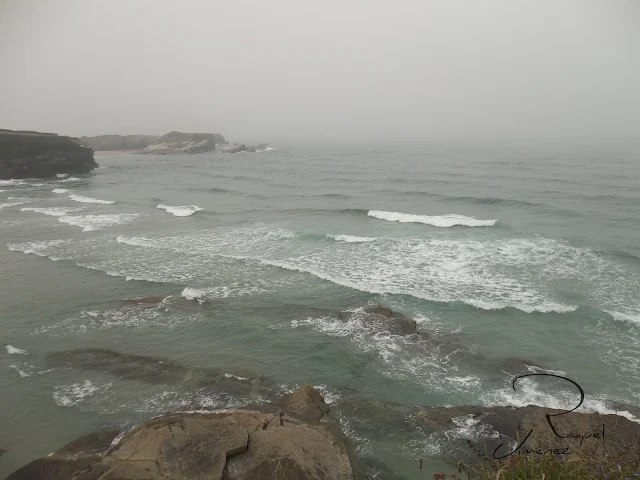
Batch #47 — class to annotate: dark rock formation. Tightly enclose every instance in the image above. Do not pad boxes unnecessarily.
[341,305,419,336]
[78,131,227,153]
[0,130,98,179]
[7,386,366,480]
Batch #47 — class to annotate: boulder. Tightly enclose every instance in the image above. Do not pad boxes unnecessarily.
[343,305,419,336]
[7,386,366,480]
[0,130,98,179]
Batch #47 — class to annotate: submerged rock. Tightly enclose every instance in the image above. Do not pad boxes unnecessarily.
[342,305,420,336]
[44,348,273,399]
[7,386,366,480]
[120,296,166,307]
[0,129,98,179]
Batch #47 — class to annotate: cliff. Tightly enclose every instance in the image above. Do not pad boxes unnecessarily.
[78,131,227,153]
[7,385,365,480]
[0,130,98,179]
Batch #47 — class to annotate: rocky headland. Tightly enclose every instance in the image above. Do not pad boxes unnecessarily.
[79,131,227,155]
[0,129,98,179]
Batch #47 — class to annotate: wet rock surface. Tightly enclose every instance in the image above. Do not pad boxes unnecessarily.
[341,305,420,336]
[7,386,366,480]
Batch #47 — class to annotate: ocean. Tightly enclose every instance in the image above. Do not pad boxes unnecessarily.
[1,141,639,478]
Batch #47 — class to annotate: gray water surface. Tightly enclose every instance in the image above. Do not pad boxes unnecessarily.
[1,142,639,478]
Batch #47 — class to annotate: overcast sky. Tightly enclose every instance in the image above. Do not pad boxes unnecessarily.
[1,0,638,142]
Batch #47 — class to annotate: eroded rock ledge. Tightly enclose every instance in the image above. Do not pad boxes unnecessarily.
[7,385,366,480]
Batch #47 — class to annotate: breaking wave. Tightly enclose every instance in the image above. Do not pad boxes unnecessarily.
[368,210,497,227]
[68,194,114,204]
[157,204,203,217]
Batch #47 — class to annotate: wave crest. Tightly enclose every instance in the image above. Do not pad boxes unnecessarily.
[368,210,497,227]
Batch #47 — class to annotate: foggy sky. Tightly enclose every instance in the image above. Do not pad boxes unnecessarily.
[1,0,639,142]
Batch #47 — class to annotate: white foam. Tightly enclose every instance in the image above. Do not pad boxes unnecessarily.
[0,200,29,209]
[224,373,248,381]
[52,188,69,193]
[7,239,70,257]
[53,380,112,407]
[34,305,204,335]
[10,364,30,377]
[6,345,27,355]
[482,376,640,423]
[59,213,139,231]
[56,173,69,178]
[61,176,81,182]
[21,206,83,217]
[289,310,465,394]
[68,194,114,204]
[607,310,640,326]
[466,298,577,314]
[157,204,202,217]
[180,284,267,301]
[368,210,497,227]
[328,234,377,243]
[0,179,26,186]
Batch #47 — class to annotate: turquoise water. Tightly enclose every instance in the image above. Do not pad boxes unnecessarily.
[1,142,639,478]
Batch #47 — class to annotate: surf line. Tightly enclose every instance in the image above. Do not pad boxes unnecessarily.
[492,373,604,459]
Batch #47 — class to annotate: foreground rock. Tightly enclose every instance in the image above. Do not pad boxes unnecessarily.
[0,129,98,179]
[8,386,366,480]
[341,305,420,336]
[78,131,227,154]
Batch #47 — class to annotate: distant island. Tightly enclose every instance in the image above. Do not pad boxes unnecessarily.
[78,131,227,155]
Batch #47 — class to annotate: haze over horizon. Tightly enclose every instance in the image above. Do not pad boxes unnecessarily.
[1,0,639,143]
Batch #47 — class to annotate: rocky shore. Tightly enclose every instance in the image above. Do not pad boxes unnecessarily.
[7,385,365,480]
[0,129,98,179]
[5,304,640,479]
[79,131,227,155]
